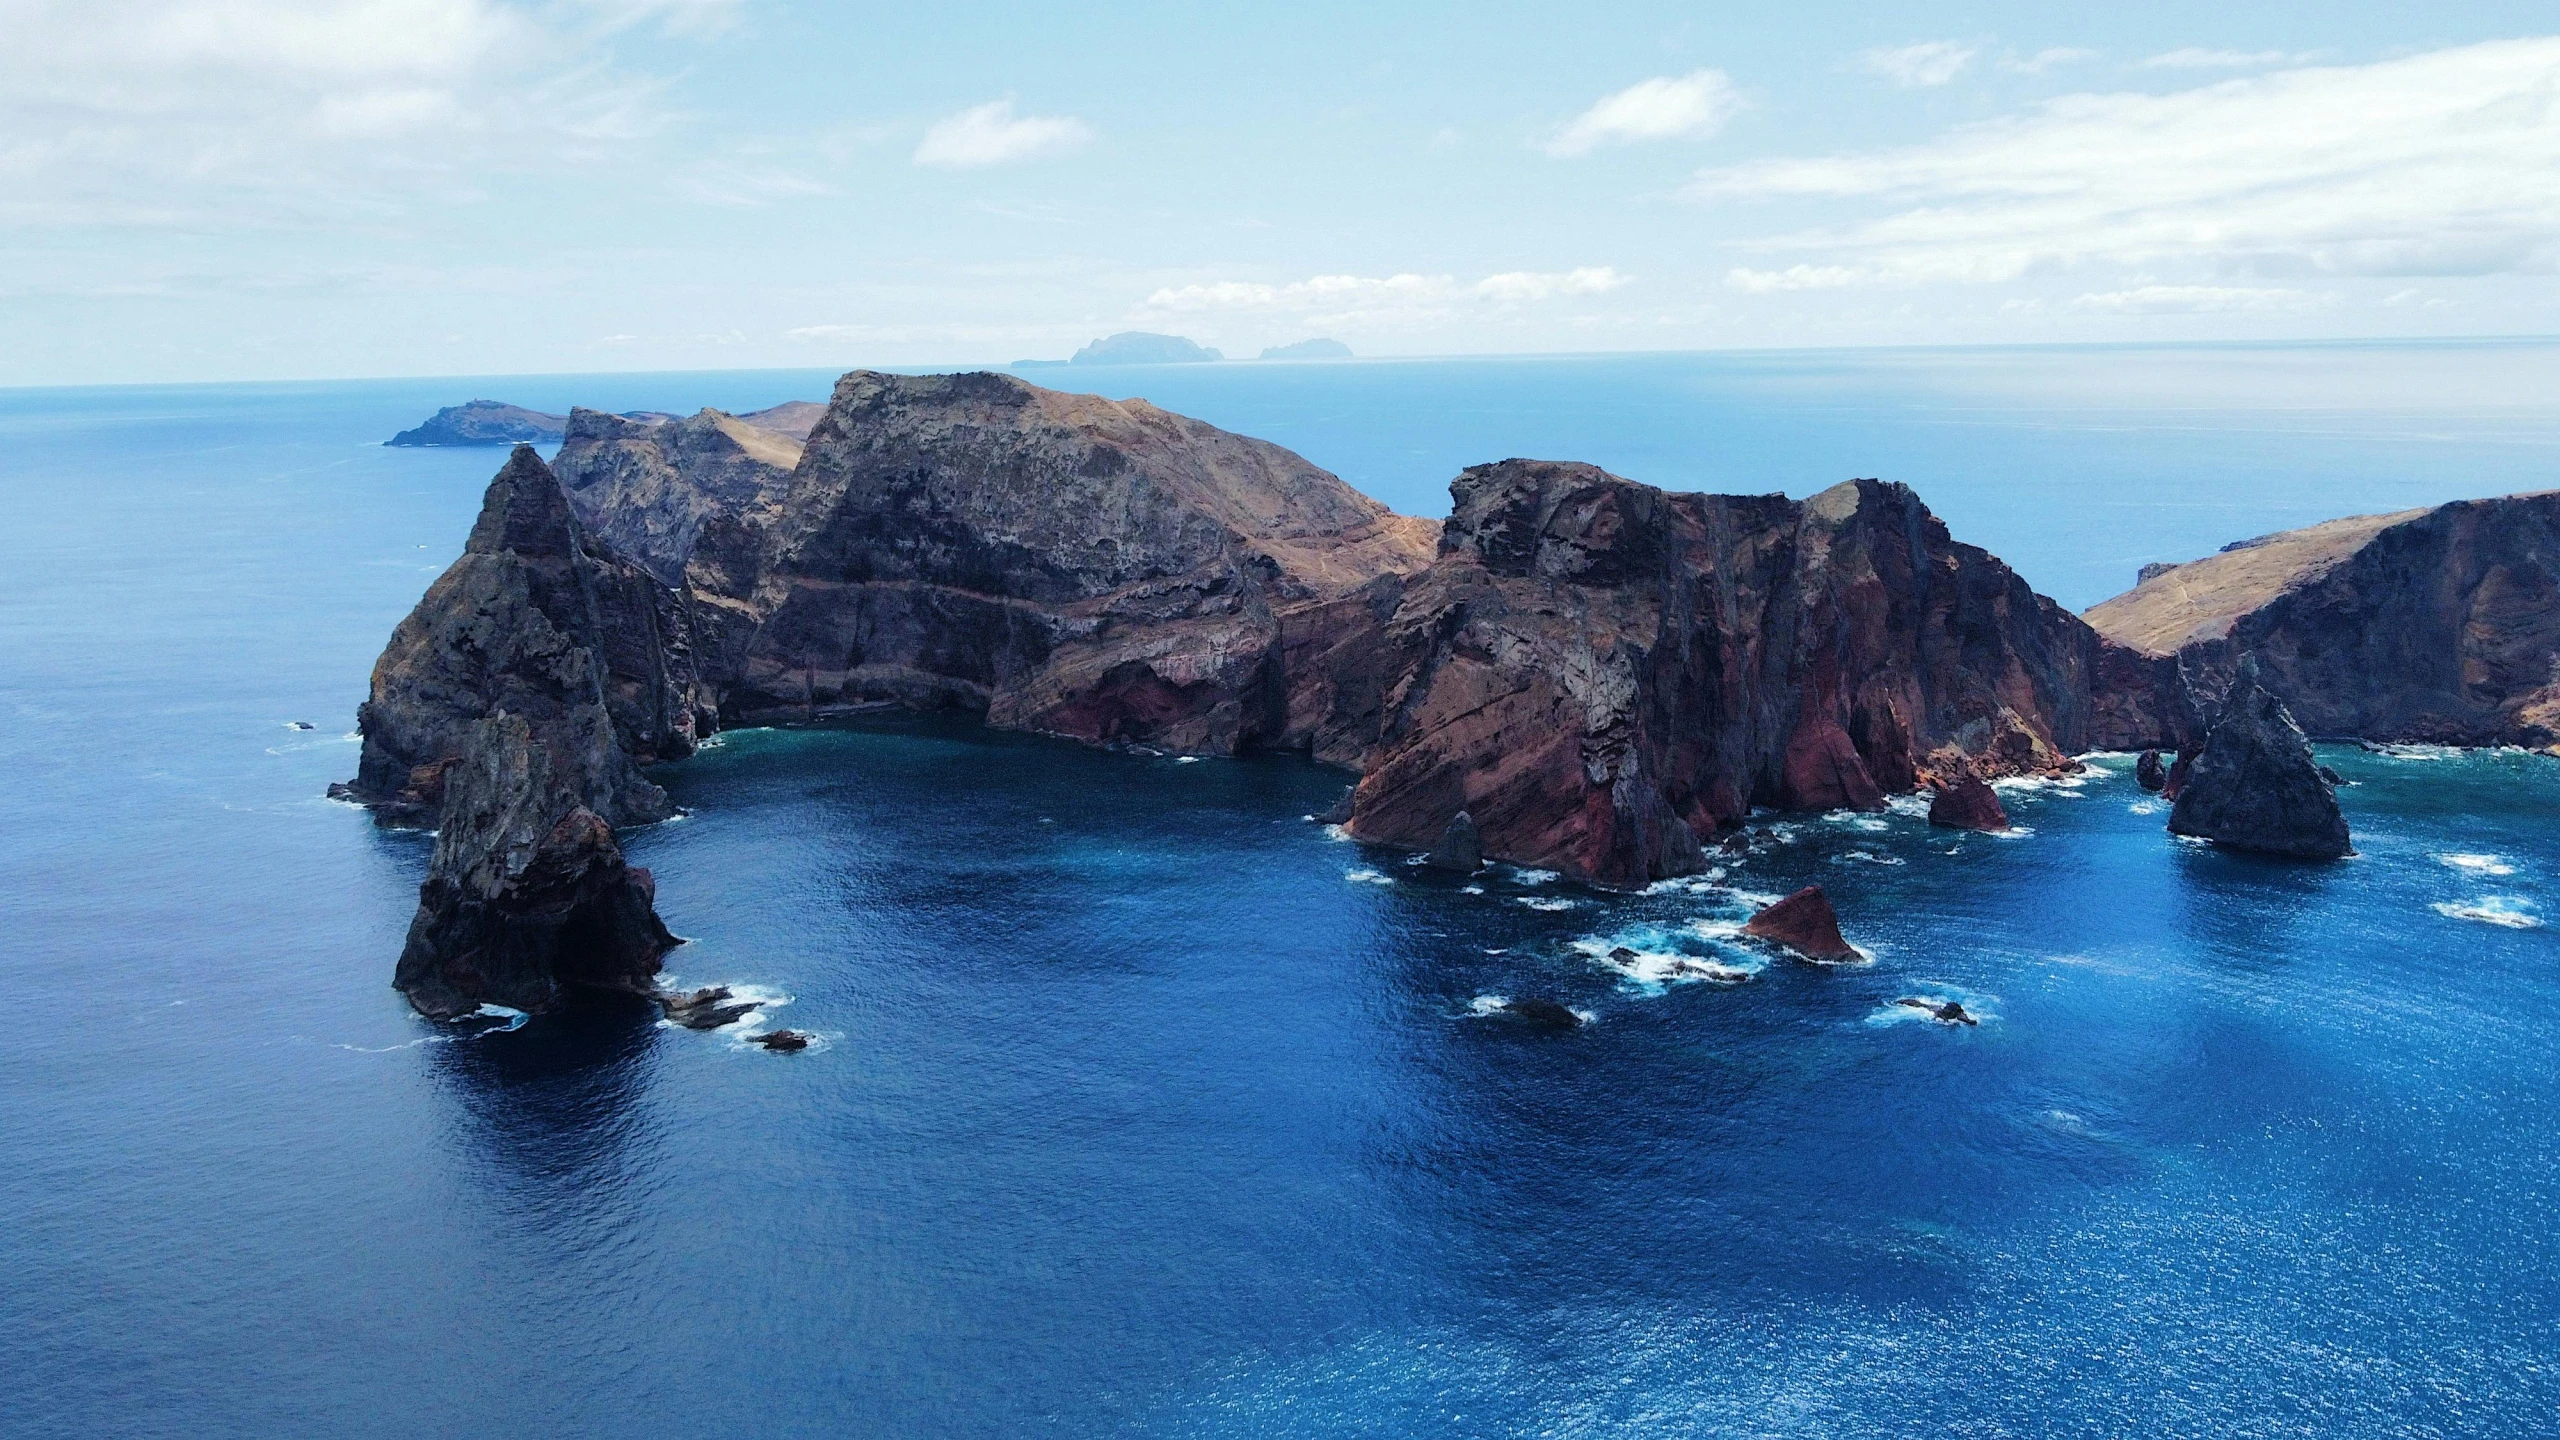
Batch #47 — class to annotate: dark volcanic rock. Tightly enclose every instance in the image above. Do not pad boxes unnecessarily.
[392,712,678,1019]
[1493,997,1584,1028]
[753,1029,812,1052]
[1426,810,1483,871]
[2136,748,2168,792]
[2087,490,2560,746]
[1927,772,2009,832]
[345,444,707,829]
[388,400,569,447]
[704,370,1437,756]
[1897,997,1977,1025]
[1743,885,1861,962]
[2163,747,2196,800]
[657,985,756,1030]
[2167,657,2353,859]
[1342,461,2175,887]
[551,407,805,585]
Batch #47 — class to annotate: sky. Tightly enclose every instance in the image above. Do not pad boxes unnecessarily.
[5,0,2560,384]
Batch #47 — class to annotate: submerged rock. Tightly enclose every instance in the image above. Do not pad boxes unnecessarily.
[2166,657,2353,860]
[1927,772,2008,832]
[1897,997,1978,1025]
[1742,885,1861,963]
[2136,749,2167,792]
[1494,998,1584,1028]
[1425,811,1484,872]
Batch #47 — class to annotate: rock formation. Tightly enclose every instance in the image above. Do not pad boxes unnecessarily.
[352,372,2207,1012]
[388,400,572,447]
[1927,771,2009,832]
[551,407,805,586]
[1897,997,1977,1025]
[2166,657,2353,859]
[2136,749,2167,792]
[392,711,678,1019]
[697,370,1438,757]
[2086,491,2560,746]
[1426,811,1483,871]
[1338,460,2174,887]
[1743,886,1862,963]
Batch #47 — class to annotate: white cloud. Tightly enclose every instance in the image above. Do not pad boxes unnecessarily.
[0,0,689,225]
[912,100,1093,168]
[2069,285,2335,314]
[1859,41,1977,88]
[1474,266,1628,301]
[1546,71,1742,157]
[1695,39,2560,287]
[2141,47,2311,70]
[1725,265,1864,293]
[2000,47,2100,76]
[1139,268,1630,326]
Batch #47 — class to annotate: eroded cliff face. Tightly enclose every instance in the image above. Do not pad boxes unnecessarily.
[2085,491,2560,746]
[1340,462,2174,887]
[552,407,805,586]
[349,446,705,1015]
[348,445,708,828]
[393,711,678,1019]
[695,369,1439,754]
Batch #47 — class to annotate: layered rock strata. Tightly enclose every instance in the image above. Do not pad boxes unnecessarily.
[1338,461,2173,886]
[2087,492,2560,746]
[2167,657,2353,860]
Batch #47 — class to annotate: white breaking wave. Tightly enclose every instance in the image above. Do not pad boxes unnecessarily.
[2437,853,2517,877]
[2432,898,2543,929]
[1344,868,1394,885]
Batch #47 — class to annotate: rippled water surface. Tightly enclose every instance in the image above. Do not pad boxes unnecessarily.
[3,348,2557,1438]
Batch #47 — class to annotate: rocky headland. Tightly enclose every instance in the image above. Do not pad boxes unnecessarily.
[351,368,2552,1019]
[1336,460,2173,885]
[2086,492,2560,748]
[386,398,819,450]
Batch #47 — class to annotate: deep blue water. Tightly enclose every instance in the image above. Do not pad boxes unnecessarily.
[3,346,2557,1438]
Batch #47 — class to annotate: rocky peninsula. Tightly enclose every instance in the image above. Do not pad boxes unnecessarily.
[2086,492,2560,748]
[346,368,2546,1019]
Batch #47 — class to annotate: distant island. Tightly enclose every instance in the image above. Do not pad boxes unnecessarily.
[1069,332,1222,365]
[387,400,585,447]
[1259,338,1352,360]
[386,398,824,447]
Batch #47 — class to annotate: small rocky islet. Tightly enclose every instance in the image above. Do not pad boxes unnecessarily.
[344,371,2560,1023]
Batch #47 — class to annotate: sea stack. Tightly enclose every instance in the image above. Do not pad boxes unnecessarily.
[2167,657,2353,859]
[1927,771,2009,832]
[392,712,679,1019]
[1742,885,1862,962]
[1426,811,1484,871]
[2136,749,2168,792]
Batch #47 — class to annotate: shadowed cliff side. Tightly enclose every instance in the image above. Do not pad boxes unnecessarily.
[1341,462,2178,887]
[2086,491,2560,747]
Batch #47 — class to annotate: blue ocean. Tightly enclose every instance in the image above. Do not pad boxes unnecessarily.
[4,344,2557,1438]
